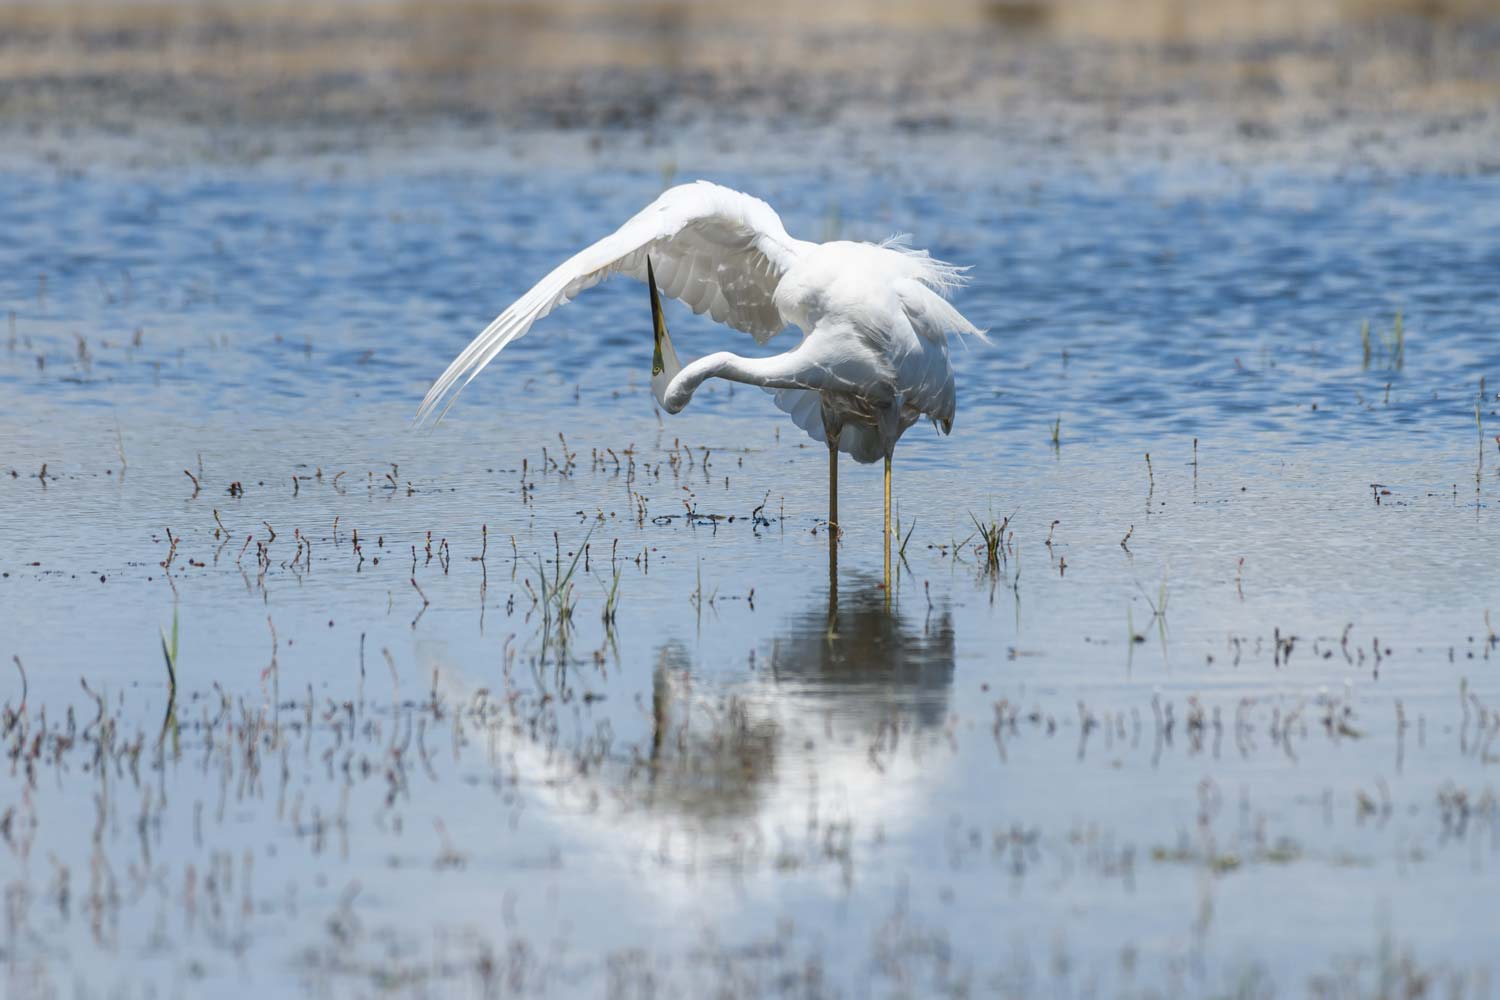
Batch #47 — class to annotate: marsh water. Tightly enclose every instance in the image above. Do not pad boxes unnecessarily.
[5,5,1500,998]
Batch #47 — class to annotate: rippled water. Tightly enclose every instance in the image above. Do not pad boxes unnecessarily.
[3,150,1500,997]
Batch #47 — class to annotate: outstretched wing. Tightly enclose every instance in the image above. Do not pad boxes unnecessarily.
[416,179,814,423]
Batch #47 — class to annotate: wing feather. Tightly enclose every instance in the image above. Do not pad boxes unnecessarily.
[417,180,813,423]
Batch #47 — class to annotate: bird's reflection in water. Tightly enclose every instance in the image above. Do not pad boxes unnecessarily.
[471,576,959,888]
[641,576,956,838]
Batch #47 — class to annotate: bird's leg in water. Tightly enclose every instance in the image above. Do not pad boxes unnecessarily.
[875,396,903,602]
[828,437,839,612]
[883,454,893,596]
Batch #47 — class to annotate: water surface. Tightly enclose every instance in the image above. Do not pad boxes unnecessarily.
[4,67,1500,1000]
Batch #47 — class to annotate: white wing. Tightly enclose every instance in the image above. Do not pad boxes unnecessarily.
[417,180,815,423]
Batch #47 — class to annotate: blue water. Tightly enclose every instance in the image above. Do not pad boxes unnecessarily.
[3,151,1500,997]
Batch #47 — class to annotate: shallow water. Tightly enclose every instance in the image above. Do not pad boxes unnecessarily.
[4,109,1500,998]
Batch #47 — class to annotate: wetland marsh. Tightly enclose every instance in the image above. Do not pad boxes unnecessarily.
[3,2,1500,997]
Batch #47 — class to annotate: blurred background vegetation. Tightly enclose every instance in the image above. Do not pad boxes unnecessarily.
[1,0,1495,171]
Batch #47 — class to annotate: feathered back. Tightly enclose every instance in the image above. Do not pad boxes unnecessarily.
[872,236,987,345]
[878,235,976,300]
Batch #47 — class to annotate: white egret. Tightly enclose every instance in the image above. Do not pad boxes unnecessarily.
[417,180,982,587]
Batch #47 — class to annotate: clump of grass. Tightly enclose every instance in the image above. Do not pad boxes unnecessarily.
[160,607,179,695]
[536,526,592,627]
[971,513,1005,575]
[689,558,719,612]
[601,566,622,626]
[1050,416,1061,448]
[1139,574,1169,621]
[159,607,180,747]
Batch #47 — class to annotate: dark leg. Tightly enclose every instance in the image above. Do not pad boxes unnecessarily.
[828,437,839,612]
[883,454,892,598]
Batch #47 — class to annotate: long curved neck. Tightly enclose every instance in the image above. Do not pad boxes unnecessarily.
[660,351,812,414]
[648,251,815,414]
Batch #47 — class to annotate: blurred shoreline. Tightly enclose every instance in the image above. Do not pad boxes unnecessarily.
[0,0,1496,173]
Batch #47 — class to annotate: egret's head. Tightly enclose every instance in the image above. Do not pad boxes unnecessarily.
[647,257,683,408]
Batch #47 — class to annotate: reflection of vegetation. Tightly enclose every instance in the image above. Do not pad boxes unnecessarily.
[647,643,781,824]
[158,606,179,748]
[641,581,956,827]
[1360,312,1404,370]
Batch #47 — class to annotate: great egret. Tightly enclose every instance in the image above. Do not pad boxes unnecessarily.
[417,180,982,587]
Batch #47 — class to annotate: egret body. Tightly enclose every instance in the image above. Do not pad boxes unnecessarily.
[418,181,982,589]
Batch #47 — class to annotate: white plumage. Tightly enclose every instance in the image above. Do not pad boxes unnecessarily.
[417,180,979,454]
[417,180,982,578]
[417,181,804,423]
